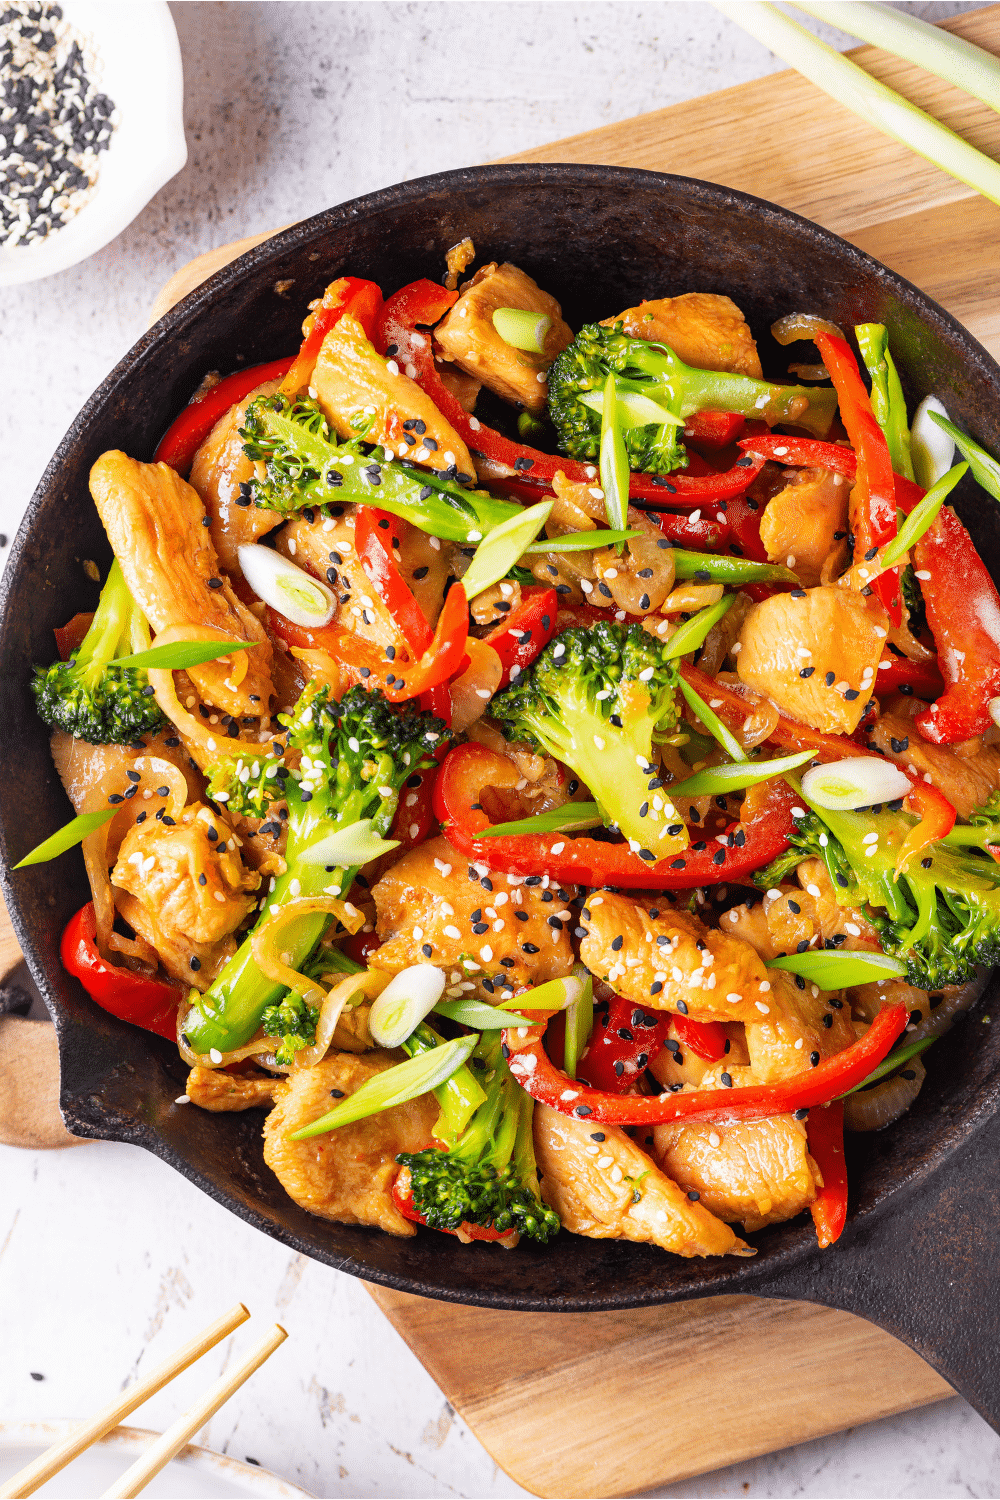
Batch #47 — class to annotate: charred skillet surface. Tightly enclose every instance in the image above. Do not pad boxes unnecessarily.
[2,165,1000,1400]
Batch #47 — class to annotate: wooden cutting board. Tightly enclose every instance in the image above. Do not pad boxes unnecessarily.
[18,8,1000,1493]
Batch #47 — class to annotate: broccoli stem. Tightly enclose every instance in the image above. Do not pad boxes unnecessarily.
[856,324,914,480]
[403,1022,487,1141]
[76,559,148,682]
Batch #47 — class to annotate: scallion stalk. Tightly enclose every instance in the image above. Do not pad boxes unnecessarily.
[668,749,813,800]
[600,377,630,533]
[664,593,736,661]
[492,307,553,353]
[879,462,967,568]
[715,1,1000,208]
[768,949,908,987]
[855,324,913,480]
[563,965,594,1079]
[460,501,552,601]
[15,807,117,869]
[929,412,1000,504]
[477,803,604,838]
[676,668,746,762]
[523,528,642,554]
[669,549,799,585]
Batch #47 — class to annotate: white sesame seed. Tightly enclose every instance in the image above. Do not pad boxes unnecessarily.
[596,1156,613,1169]
[593,735,605,749]
[845,922,861,936]
[759,981,770,992]
[444,925,461,939]
[862,832,879,844]
[807,883,821,897]
[174,1095,190,1105]
[209,1049,223,1064]
[755,1001,770,1014]
[709,1132,721,1148]
[795,1038,804,1049]
[915,570,932,581]
[726,992,742,1004]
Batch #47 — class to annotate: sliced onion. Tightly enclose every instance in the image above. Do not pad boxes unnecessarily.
[368,964,447,1048]
[911,396,955,491]
[298,819,400,868]
[238,543,335,627]
[844,1056,925,1132]
[771,313,845,346]
[801,757,912,810]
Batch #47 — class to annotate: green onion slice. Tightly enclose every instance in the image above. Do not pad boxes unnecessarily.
[461,501,552,601]
[498,974,585,1013]
[668,749,813,800]
[368,964,447,1048]
[879,463,967,570]
[676,671,746,763]
[836,1035,936,1099]
[599,377,629,533]
[563,964,594,1079]
[664,593,736,661]
[800,757,912,812]
[297,819,400,868]
[477,803,604,838]
[767,950,907,988]
[15,807,118,869]
[289,1032,479,1139]
[116,639,254,671]
[434,997,536,1029]
[492,307,553,353]
[523,528,642,554]
[670,550,799,585]
[929,412,1000,506]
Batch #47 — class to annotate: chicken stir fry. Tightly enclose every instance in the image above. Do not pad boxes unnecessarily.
[25,246,1000,1265]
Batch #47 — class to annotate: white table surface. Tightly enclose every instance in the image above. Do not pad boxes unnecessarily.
[3,3,1000,1496]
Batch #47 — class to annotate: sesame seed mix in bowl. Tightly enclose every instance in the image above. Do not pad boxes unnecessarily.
[15,254,1000,1260]
[0,0,116,249]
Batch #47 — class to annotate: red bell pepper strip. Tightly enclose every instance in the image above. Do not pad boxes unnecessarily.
[341,929,383,966]
[355,508,433,655]
[434,741,799,889]
[895,779,956,876]
[577,994,672,1092]
[375,277,767,506]
[814,332,900,625]
[281,276,384,395]
[684,411,746,449]
[54,612,94,661]
[391,766,440,853]
[911,506,1000,744]
[724,492,771,564]
[61,902,181,1041]
[153,357,295,476]
[268,581,468,704]
[672,1014,729,1063]
[806,1101,848,1248]
[484,586,558,690]
[502,1002,907,1128]
[737,433,927,515]
[873,652,943,700]
[392,1167,512,1242]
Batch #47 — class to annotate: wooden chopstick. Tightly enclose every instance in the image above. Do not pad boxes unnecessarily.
[99,1324,288,1499]
[0,1303,250,1500]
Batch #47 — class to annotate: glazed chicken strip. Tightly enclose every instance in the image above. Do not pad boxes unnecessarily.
[372,835,575,1000]
[736,585,888,735]
[868,697,1000,817]
[653,1111,822,1232]
[434,261,574,414]
[262,1051,439,1237]
[758,467,850,587]
[89,452,274,717]
[578,891,774,1026]
[186,1066,280,1112]
[313,313,474,478]
[188,379,283,575]
[111,802,260,990]
[50,726,202,820]
[532,1103,751,1257]
[722,860,881,961]
[601,292,763,378]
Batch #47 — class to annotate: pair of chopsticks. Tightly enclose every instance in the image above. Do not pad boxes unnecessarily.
[714,2,1000,207]
[2,1304,286,1500]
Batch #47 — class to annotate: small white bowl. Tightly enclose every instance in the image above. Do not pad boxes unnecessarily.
[0,0,186,287]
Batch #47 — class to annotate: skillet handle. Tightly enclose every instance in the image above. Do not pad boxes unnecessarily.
[742,1113,1000,1432]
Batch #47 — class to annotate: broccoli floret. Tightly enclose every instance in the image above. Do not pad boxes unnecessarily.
[261,992,319,1065]
[396,1031,560,1243]
[240,393,520,544]
[492,620,685,859]
[31,559,165,745]
[755,792,1000,989]
[183,682,450,1057]
[547,322,838,474]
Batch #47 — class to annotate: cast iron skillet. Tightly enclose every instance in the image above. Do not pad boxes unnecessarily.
[3,164,1000,1426]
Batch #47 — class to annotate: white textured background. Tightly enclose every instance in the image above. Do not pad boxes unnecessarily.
[3,3,1000,1497]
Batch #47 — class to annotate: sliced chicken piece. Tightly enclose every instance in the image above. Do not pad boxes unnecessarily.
[722,860,880,961]
[89,453,274,718]
[50,726,202,820]
[647,1019,750,1092]
[371,835,575,1000]
[313,314,474,478]
[533,1103,750,1256]
[188,379,283,575]
[579,891,774,1026]
[758,467,850,587]
[868,698,1000,817]
[111,801,260,989]
[435,359,481,412]
[736,585,888,735]
[262,1051,439,1236]
[435,262,574,413]
[601,293,763,378]
[741,968,855,1082]
[653,1110,822,1231]
[186,1066,280,1112]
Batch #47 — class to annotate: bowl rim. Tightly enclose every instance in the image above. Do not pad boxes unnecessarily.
[4,159,999,1310]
